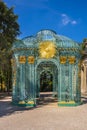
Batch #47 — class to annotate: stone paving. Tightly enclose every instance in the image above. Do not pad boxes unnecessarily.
[0,93,87,130]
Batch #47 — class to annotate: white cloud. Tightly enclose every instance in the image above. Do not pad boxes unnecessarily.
[61,14,70,25]
[61,13,77,26]
[71,20,77,25]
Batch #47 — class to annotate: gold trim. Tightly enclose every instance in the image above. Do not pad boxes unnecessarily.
[28,56,35,64]
[19,56,26,63]
[68,56,75,64]
[19,101,25,104]
[27,101,34,104]
[60,56,67,64]
[39,41,56,59]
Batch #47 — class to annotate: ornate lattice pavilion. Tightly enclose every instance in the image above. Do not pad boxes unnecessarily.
[11,30,81,106]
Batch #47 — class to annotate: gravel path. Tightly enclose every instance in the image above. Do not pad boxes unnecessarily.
[0,93,87,130]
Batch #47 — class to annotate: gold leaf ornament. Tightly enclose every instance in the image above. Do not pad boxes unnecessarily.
[19,101,25,104]
[68,56,76,64]
[19,56,26,63]
[27,101,34,104]
[28,56,35,64]
[39,41,56,59]
[60,56,67,64]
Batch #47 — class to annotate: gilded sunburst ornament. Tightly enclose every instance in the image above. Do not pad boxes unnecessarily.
[39,41,56,59]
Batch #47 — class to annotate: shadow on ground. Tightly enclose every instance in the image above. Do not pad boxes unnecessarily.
[0,93,36,118]
[1,92,87,118]
[36,92,57,106]
[0,100,36,118]
[0,92,57,118]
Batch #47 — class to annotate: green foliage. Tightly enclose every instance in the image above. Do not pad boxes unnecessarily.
[0,1,20,46]
[83,38,87,43]
[81,38,87,50]
[0,1,20,92]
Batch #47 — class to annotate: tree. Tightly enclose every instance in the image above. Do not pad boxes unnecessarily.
[82,38,87,50]
[0,1,20,93]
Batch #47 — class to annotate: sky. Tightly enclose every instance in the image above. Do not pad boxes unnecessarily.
[2,0,87,43]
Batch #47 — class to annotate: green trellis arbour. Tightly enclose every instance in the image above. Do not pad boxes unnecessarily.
[11,29,81,107]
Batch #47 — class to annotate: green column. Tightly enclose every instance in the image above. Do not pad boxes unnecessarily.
[20,64,25,101]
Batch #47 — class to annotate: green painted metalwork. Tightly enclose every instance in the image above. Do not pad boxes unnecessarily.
[12,29,81,107]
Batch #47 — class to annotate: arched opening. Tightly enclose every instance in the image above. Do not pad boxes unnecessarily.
[36,61,58,105]
[40,71,53,92]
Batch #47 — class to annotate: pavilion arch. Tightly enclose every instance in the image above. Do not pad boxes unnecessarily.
[35,60,59,98]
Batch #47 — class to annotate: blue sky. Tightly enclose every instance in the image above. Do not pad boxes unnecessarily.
[3,0,87,42]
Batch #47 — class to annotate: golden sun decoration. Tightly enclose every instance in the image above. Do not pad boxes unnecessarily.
[39,41,56,59]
